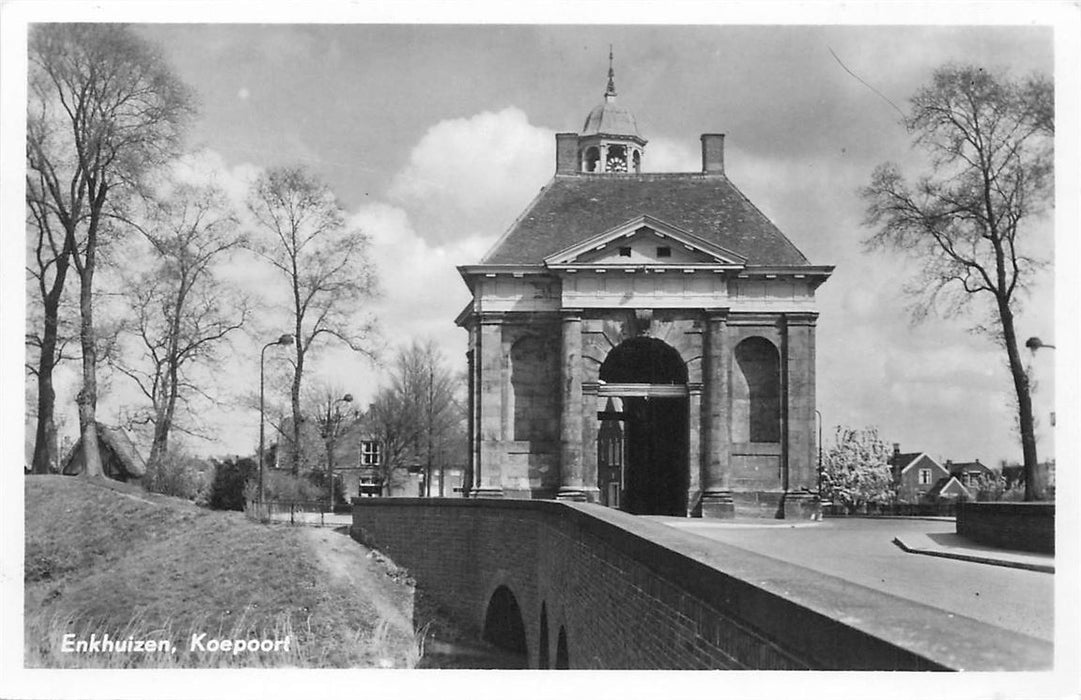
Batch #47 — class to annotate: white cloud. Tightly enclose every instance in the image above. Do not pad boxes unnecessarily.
[165,148,261,211]
[307,202,492,406]
[388,107,554,243]
[642,137,699,173]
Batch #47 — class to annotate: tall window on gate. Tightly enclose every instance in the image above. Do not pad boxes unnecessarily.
[919,468,931,485]
[360,441,381,466]
[733,337,781,443]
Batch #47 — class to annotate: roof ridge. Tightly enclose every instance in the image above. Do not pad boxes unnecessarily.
[555,172,721,180]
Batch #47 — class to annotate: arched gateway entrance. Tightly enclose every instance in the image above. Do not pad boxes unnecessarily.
[597,338,688,516]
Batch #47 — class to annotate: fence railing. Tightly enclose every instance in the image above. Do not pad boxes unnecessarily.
[823,502,958,518]
[245,499,350,525]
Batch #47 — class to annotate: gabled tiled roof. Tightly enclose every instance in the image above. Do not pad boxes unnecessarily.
[481,173,811,266]
[925,476,970,500]
[889,452,923,471]
[947,461,992,476]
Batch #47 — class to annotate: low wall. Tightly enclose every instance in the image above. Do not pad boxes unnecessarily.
[957,502,1055,554]
[351,498,1049,670]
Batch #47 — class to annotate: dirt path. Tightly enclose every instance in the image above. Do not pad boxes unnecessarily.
[302,527,419,667]
[301,526,523,669]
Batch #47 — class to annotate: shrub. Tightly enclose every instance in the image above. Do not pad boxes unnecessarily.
[973,473,1007,501]
[262,470,323,505]
[305,470,348,506]
[142,446,207,500]
[1000,483,1028,502]
[208,457,257,511]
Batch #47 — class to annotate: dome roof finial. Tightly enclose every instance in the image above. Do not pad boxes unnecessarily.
[605,45,617,99]
[580,46,644,143]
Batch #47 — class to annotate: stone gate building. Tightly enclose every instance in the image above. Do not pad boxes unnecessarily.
[456,61,832,518]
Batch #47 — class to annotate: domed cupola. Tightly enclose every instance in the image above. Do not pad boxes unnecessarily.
[577,48,647,174]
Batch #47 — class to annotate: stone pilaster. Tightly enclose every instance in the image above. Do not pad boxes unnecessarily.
[500,336,512,440]
[558,311,586,500]
[581,383,601,503]
[476,315,505,497]
[701,310,733,518]
[786,313,810,490]
[686,385,702,516]
[783,313,819,518]
[465,346,476,494]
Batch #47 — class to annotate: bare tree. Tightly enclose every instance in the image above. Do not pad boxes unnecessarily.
[24,179,78,473]
[112,182,248,468]
[27,24,194,477]
[368,340,465,495]
[302,382,354,506]
[367,387,420,492]
[247,166,377,474]
[862,64,1053,500]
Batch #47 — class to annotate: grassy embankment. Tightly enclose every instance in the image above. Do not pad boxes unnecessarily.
[24,475,421,668]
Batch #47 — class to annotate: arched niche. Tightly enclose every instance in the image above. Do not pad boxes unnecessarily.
[510,335,558,442]
[732,337,781,443]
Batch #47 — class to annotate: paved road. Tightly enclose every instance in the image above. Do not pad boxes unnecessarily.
[650,517,1054,642]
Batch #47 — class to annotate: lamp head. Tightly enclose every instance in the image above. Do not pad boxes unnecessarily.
[342,394,354,403]
[277,334,294,346]
[1025,336,1043,351]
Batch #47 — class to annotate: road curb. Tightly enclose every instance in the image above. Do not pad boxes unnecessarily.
[892,536,1054,574]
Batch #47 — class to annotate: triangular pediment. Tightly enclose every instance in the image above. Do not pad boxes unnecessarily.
[543,215,747,268]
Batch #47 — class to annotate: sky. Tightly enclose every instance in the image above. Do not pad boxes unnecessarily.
[6,5,1073,470]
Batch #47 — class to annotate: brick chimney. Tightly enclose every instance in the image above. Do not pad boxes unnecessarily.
[892,442,900,456]
[700,133,725,174]
[556,133,579,174]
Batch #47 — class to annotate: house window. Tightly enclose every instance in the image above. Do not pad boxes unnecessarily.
[618,246,632,257]
[656,246,671,258]
[918,468,931,485]
[360,441,381,466]
[358,474,383,498]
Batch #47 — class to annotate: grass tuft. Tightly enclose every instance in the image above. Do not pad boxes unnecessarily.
[25,475,422,668]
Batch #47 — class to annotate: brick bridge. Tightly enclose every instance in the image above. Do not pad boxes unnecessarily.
[350,499,1050,670]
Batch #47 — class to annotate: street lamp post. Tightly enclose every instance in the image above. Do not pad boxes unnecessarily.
[1024,336,1054,489]
[1027,336,1055,427]
[324,393,353,511]
[1026,336,1055,352]
[259,334,294,512]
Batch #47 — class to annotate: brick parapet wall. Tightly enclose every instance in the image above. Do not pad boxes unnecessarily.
[957,502,1055,554]
[352,498,1051,670]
